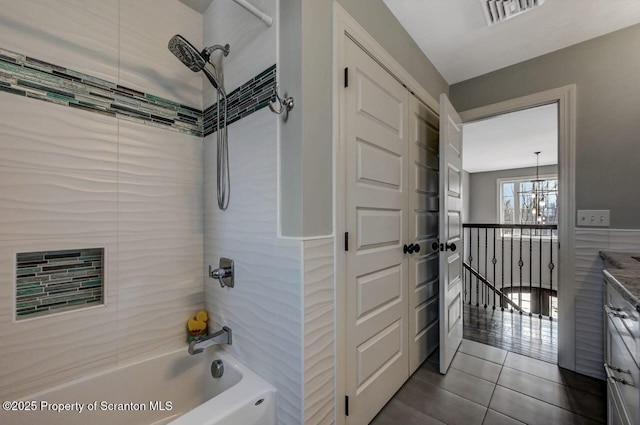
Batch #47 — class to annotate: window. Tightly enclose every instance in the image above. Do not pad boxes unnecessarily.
[499,176,558,237]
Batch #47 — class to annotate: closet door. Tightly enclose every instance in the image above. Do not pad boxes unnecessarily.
[408,96,440,374]
[438,94,464,374]
[344,36,410,425]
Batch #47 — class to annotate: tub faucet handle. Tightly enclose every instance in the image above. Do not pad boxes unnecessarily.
[209,258,234,288]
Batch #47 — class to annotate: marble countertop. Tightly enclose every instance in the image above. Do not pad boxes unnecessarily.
[600,251,640,311]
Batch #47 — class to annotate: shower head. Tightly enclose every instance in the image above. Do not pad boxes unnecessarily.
[169,34,225,90]
[168,35,206,72]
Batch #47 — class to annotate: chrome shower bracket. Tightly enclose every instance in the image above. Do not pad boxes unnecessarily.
[209,258,234,288]
[268,84,295,121]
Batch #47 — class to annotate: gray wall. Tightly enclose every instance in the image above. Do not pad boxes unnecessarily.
[280,0,449,237]
[451,24,640,229]
[468,165,558,223]
[462,170,470,224]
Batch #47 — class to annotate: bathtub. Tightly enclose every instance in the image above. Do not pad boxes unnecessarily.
[1,347,276,425]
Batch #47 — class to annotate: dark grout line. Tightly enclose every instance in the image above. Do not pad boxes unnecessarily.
[492,382,606,424]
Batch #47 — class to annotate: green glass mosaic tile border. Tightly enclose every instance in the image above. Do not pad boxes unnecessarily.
[0,47,202,136]
[0,47,277,137]
[203,64,276,136]
[16,248,104,319]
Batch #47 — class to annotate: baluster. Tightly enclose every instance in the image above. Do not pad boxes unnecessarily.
[477,226,480,307]
[501,228,505,311]
[484,228,488,308]
[492,228,497,310]
[510,227,514,313]
[518,230,523,314]
[539,228,543,318]
[463,227,473,304]
[529,231,533,317]
[549,229,555,321]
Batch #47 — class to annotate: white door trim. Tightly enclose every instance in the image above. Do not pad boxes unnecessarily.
[459,85,577,371]
[333,4,440,424]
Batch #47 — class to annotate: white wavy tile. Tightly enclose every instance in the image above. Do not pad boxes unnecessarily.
[203,0,277,106]
[303,238,335,313]
[303,238,335,425]
[0,96,118,175]
[116,277,203,365]
[0,0,119,82]
[0,166,117,240]
[608,229,640,251]
[117,233,203,292]
[573,229,608,380]
[304,303,335,425]
[203,106,303,425]
[118,119,203,186]
[0,237,118,399]
[118,177,203,236]
[204,237,303,425]
[204,109,278,237]
[116,232,202,366]
[119,0,203,108]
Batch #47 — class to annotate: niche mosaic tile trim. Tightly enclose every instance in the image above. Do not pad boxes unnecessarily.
[203,64,276,136]
[0,47,277,138]
[0,47,203,137]
[16,248,104,319]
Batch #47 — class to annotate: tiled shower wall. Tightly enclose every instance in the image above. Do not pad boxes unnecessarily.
[0,0,204,399]
[201,1,328,425]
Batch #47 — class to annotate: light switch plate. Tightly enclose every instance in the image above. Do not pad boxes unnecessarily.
[577,210,610,227]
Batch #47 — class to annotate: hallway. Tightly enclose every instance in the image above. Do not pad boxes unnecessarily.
[370,339,605,425]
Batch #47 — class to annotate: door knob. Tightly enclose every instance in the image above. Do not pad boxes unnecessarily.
[404,243,421,254]
[434,242,457,252]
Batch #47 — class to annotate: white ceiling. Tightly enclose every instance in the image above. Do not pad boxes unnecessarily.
[383,0,640,84]
[463,103,557,173]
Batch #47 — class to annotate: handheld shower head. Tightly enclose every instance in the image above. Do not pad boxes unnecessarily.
[168,35,206,72]
[169,34,225,90]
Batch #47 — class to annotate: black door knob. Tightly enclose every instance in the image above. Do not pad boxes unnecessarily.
[432,242,439,251]
[403,244,412,254]
[413,243,421,253]
[446,242,457,252]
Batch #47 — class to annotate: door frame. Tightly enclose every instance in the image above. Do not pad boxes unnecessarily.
[333,4,439,424]
[459,85,577,371]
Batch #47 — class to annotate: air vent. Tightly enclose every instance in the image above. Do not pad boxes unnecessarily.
[480,0,546,27]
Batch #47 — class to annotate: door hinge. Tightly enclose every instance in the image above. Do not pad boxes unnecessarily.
[344,232,349,251]
[345,395,349,416]
[344,67,349,88]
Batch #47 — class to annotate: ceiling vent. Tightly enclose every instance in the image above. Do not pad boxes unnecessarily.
[480,0,546,27]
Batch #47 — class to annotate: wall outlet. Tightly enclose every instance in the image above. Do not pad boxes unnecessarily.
[577,210,610,227]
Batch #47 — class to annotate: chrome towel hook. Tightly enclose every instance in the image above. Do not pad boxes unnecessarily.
[268,84,294,121]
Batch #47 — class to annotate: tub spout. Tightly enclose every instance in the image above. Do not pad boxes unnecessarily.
[188,326,232,355]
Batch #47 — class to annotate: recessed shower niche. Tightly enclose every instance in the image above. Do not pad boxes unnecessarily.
[15,248,104,319]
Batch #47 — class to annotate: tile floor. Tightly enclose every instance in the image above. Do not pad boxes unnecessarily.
[370,339,606,425]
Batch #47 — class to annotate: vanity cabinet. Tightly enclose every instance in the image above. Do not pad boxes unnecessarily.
[604,271,639,425]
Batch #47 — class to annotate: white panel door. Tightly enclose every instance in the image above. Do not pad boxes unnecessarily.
[344,36,409,425]
[438,94,464,374]
[408,96,440,374]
